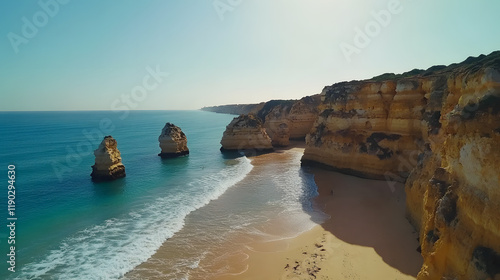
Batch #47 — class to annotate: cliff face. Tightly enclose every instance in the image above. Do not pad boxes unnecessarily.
[201,103,264,115]
[264,96,321,146]
[303,51,500,279]
[406,63,500,280]
[204,96,320,147]
[158,123,189,158]
[264,104,291,147]
[91,136,126,181]
[220,114,273,152]
[302,79,423,180]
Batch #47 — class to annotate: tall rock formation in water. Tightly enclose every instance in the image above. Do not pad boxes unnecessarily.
[158,123,189,158]
[405,59,500,280]
[202,95,320,147]
[302,51,500,280]
[220,114,273,152]
[91,136,126,182]
[201,102,265,115]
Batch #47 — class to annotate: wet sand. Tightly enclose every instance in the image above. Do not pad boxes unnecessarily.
[124,145,320,279]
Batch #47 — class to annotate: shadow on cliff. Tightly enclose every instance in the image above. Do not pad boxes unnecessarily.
[92,178,126,196]
[306,167,423,277]
[275,140,307,152]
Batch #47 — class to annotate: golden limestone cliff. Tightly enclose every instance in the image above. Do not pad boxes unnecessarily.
[220,114,273,152]
[158,122,189,158]
[204,96,320,148]
[302,51,500,279]
[201,102,265,115]
[91,136,126,182]
[263,96,321,147]
[302,78,423,180]
[264,104,291,147]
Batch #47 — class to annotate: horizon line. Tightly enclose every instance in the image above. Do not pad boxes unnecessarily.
[0,109,204,113]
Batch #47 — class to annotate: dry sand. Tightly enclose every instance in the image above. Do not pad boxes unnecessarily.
[216,154,423,280]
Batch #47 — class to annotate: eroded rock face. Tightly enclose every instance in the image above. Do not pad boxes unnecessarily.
[220,114,273,152]
[405,62,500,280]
[158,123,189,158]
[302,51,500,279]
[263,96,320,146]
[288,95,321,139]
[201,102,264,115]
[91,136,126,182]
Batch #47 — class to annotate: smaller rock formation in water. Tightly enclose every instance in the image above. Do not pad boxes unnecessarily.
[263,96,320,147]
[158,123,189,158]
[91,136,126,182]
[220,114,273,152]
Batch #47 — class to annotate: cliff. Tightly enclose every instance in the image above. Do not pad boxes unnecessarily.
[91,136,126,182]
[201,103,264,115]
[301,78,422,180]
[158,123,189,158]
[220,114,273,152]
[263,96,321,146]
[302,51,500,279]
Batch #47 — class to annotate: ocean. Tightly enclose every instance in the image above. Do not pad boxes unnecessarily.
[0,110,324,279]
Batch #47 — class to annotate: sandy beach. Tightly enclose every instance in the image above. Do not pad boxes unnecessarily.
[215,148,423,280]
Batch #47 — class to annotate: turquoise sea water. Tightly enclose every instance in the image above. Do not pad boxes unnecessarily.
[0,110,321,279]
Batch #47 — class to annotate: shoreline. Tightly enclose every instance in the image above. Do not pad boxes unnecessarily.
[215,148,423,279]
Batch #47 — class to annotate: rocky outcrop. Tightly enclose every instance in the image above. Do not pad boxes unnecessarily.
[263,102,293,147]
[203,96,320,147]
[405,58,500,280]
[220,114,273,152]
[263,96,321,146]
[288,95,321,139]
[302,79,423,180]
[91,136,126,182]
[302,51,500,279]
[158,123,189,158]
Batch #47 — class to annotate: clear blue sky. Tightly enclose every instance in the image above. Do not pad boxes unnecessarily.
[1,0,499,111]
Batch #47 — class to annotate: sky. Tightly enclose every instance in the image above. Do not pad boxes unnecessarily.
[1,0,499,111]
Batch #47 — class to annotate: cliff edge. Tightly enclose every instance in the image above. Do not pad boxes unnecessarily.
[205,95,321,147]
[158,123,189,158]
[302,51,500,279]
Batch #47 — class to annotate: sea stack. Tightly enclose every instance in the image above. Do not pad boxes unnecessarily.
[158,123,189,158]
[220,114,273,152]
[91,136,126,182]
